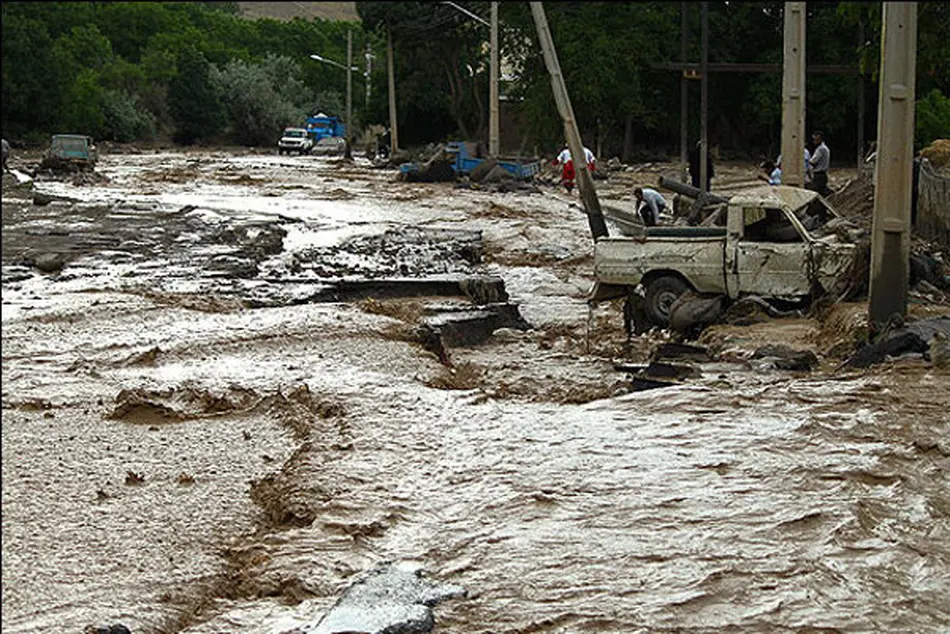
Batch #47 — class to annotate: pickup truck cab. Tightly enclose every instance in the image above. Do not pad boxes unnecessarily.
[590,186,861,327]
[278,128,314,155]
[46,134,98,164]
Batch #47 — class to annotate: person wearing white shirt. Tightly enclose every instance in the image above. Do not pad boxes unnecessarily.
[552,143,595,193]
[633,187,666,226]
[807,131,831,195]
[758,160,781,186]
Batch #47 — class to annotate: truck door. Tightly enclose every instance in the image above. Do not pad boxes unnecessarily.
[735,207,811,298]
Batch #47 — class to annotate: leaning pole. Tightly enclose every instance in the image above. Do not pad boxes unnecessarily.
[529,2,608,240]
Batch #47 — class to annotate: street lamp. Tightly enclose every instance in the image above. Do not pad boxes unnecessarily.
[309,33,358,159]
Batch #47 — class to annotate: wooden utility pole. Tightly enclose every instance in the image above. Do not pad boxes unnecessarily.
[530,2,607,240]
[489,1,500,157]
[387,29,399,154]
[699,1,709,194]
[781,2,806,187]
[680,3,688,183]
[868,2,918,325]
[345,30,353,160]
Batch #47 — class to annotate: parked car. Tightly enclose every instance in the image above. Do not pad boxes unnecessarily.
[278,128,314,155]
[589,186,863,327]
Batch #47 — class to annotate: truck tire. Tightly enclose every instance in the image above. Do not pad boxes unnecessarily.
[645,275,689,328]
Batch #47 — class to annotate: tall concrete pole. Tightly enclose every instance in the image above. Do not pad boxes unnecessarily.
[489,1,500,157]
[699,1,709,194]
[345,30,353,160]
[868,2,917,326]
[387,29,399,154]
[530,2,607,240]
[680,3,688,183]
[781,2,806,188]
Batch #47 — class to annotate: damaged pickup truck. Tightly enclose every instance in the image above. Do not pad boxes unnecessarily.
[590,186,864,329]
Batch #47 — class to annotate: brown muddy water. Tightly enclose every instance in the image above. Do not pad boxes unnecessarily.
[2,152,949,634]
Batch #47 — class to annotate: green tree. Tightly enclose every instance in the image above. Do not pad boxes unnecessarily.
[916,89,950,149]
[168,47,224,143]
[210,54,307,146]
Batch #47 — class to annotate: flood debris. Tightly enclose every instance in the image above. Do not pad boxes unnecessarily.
[750,344,819,371]
[301,561,465,634]
[845,315,950,368]
[84,624,132,634]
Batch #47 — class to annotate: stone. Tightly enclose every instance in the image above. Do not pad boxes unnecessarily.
[305,561,465,634]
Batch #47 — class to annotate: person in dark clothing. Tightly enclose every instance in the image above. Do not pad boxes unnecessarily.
[377,128,391,159]
[689,141,714,191]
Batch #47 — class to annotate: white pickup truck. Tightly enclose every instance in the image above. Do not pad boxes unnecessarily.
[278,127,314,155]
[590,186,863,327]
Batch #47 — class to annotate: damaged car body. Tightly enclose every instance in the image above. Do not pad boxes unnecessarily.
[590,186,863,329]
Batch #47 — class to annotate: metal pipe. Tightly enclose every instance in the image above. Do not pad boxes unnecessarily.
[658,175,729,203]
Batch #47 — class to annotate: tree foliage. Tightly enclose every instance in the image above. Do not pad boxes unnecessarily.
[2,1,947,157]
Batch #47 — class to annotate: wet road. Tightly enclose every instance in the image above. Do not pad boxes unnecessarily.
[2,151,948,633]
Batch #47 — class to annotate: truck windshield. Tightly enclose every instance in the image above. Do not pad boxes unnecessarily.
[55,138,88,151]
[284,130,306,138]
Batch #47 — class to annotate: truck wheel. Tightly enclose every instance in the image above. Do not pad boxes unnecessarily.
[645,276,688,327]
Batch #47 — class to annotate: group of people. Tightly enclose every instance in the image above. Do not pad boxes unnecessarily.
[550,131,832,230]
[758,131,832,195]
[553,141,667,227]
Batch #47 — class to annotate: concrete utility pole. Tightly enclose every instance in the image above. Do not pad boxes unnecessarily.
[856,18,865,168]
[699,1,709,194]
[868,2,918,326]
[489,1,500,157]
[530,2,607,240]
[680,3,688,183]
[387,29,399,154]
[781,2,806,187]
[345,30,353,160]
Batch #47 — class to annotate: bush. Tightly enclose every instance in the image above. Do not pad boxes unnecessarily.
[917,89,950,149]
[101,89,154,141]
[211,54,308,147]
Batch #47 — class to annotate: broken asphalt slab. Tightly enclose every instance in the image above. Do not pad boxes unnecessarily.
[301,561,465,634]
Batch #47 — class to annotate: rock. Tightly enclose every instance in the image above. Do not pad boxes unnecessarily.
[929,331,949,369]
[33,253,66,273]
[751,344,819,371]
[85,625,132,634]
[308,561,465,634]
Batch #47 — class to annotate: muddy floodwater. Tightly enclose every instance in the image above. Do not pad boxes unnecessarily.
[2,150,949,634]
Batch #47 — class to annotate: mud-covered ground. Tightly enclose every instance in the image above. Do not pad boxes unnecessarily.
[2,149,949,634]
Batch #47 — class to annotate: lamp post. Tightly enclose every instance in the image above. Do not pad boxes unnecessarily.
[441,1,500,157]
[309,39,358,159]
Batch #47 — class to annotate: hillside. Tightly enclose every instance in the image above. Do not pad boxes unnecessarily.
[237,2,359,22]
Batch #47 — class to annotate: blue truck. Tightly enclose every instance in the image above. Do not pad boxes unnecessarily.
[306,113,346,143]
[400,141,540,181]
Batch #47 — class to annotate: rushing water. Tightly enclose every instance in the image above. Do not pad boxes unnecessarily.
[2,152,948,634]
